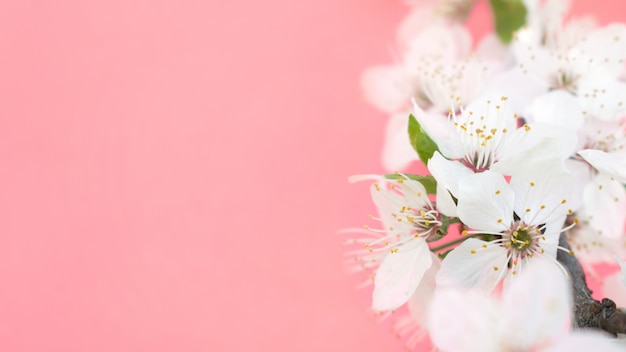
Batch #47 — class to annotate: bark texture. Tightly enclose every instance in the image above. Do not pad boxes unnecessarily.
[557,234,626,335]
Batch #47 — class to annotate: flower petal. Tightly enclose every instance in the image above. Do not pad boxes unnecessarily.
[483,68,548,115]
[428,287,499,352]
[361,65,412,113]
[525,90,583,129]
[373,241,433,311]
[457,171,514,233]
[509,157,577,225]
[407,253,441,327]
[436,182,457,217]
[501,259,571,348]
[436,238,508,291]
[581,173,626,239]
[370,181,419,233]
[578,149,626,183]
[427,151,473,198]
[570,23,626,77]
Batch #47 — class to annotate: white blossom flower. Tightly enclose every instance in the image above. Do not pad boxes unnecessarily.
[362,19,508,171]
[421,94,567,199]
[487,21,626,119]
[429,260,622,352]
[361,23,473,115]
[436,165,577,291]
[345,175,450,311]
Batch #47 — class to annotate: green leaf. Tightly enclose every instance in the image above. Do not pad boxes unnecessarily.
[408,114,439,165]
[384,173,437,194]
[489,0,527,44]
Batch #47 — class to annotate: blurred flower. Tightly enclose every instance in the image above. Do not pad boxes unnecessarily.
[429,259,622,351]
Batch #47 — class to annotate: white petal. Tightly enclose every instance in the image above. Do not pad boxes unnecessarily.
[570,23,626,77]
[482,68,548,115]
[565,158,594,191]
[428,287,499,352]
[475,33,512,63]
[373,241,433,311]
[495,136,568,177]
[501,259,571,348]
[435,182,457,217]
[578,77,626,121]
[361,65,412,113]
[525,90,583,129]
[531,122,579,159]
[457,171,513,233]
[399,178,432,211]
[578,149,626,183]
[381,111,419,172]
[509,157,577,225]
[427,151,473,198]
[436,238,508,291]
[407,253,440,327]
[370,181,418,233]
[405,24,471,67]
[581,173,626,239]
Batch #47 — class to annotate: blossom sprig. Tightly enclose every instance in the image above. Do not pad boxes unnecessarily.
[349,0,626,349]
[345,173,457,311]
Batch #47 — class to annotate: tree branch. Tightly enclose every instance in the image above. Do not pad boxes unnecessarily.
[557,233,626,335]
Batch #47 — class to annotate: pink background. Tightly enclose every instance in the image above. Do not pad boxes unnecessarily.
[0,1,623,351]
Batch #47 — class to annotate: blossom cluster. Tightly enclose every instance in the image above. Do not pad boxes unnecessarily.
[347,0,626,350]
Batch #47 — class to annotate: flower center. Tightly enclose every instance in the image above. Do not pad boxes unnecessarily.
[461,151,493,172]
[510,228,533,250]
[504,223,543,258]
[410,208,442,239]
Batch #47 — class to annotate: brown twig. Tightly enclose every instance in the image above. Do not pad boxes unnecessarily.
[557,234,626,335]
